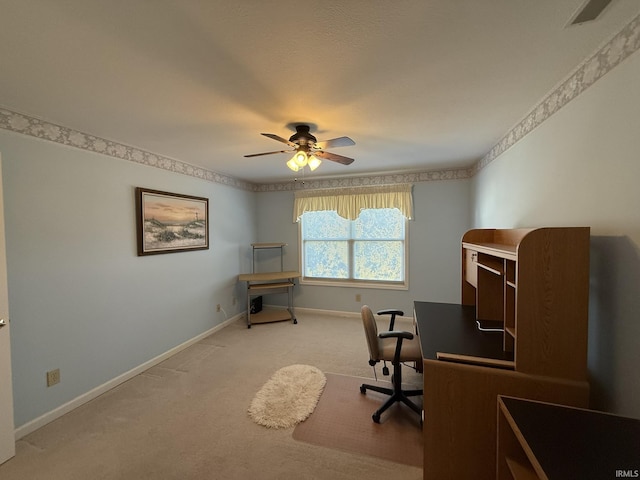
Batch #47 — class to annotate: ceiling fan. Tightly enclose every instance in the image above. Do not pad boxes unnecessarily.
[244,124,355,172]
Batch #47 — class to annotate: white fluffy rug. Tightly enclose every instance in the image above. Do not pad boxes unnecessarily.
[248,364,327,429]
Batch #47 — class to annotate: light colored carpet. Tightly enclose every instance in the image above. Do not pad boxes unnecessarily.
[0,311,422,480]
[248,364,326,428]
[293,373,423,467]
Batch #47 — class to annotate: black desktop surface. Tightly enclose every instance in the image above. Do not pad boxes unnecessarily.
[413,301,513,363]
[501,396,640,479]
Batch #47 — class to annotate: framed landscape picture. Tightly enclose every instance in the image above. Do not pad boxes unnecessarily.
[135,187,209,256]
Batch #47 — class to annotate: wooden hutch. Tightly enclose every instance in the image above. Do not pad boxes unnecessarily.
[418,227,591,480]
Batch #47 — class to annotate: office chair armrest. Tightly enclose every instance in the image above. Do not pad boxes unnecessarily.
[377,309,404,331]
[379,330,414,363]
[378,330,413,340]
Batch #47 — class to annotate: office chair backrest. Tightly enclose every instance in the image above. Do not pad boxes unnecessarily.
[361,305,380,362]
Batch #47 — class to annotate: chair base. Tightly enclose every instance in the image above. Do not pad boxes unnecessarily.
[360,376,423,423]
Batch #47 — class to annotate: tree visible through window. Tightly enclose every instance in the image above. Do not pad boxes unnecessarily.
[300,208,406,284]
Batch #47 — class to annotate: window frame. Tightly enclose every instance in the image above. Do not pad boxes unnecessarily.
[298,209,410,290]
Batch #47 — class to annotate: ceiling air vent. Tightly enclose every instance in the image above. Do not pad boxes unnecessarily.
[569,0,614,25]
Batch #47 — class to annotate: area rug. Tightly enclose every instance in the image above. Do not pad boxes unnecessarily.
[292,373,423,467]
[248,364,327,429]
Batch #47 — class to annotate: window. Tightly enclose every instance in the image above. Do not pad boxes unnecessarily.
[300,208,407,287]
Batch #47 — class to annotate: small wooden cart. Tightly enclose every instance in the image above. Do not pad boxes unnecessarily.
[238,270,300,328]
[238,243,299,328]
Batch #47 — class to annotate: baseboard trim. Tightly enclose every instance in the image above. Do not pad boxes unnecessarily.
[257,304,414,321]
[293,306,361,318]
[292,306,414,322]
[14,314,242,440]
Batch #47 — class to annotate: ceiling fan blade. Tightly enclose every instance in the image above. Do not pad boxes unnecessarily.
[314,136,355,149]
[244,150,292,158]
[261,133,297,148]
[313,151,355,165]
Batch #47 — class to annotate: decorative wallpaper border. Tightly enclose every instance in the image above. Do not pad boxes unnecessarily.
[255,167,473,192]
[0,108,256,191]
[477,12,640,173]
[1,13,638,190]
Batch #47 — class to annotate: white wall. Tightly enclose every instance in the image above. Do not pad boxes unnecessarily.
[0,130,256,427]
[471,50,640,417]
[255,179,472,315]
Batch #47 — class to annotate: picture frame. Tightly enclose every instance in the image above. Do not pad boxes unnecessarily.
[135,187,209,256]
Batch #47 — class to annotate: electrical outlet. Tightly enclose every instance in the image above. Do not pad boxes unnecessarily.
[216,304,221,312]
[355,294,361,302]
[232,296,236,306]
[46,368,60,387]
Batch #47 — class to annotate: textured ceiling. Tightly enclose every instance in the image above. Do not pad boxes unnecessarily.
[1,1,639,184]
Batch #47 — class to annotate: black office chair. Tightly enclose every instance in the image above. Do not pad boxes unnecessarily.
[359,305,423,423]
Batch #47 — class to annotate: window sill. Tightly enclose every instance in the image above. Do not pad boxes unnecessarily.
[300,278,409,291]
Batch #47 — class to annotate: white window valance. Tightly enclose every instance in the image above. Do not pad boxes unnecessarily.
[293,184,413,222]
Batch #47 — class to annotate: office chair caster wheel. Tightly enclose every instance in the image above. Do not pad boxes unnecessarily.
[372,413,381,423]
[360,385,366,394]
[293,318,297,324]
[247,325,251,329]
[382,366,389,376]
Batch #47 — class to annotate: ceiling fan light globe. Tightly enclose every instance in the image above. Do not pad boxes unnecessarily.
[308,156,322,171]
[294,151,308,167]
[286,158,300,171]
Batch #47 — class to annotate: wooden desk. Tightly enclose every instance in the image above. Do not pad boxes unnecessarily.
[238,271,300,328]
[414,301,590,480]
[498,396,640,480]
[416,228,591,479]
